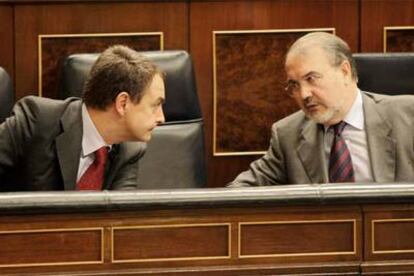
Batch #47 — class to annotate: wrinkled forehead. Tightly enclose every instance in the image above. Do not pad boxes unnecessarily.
[285,46,331,77]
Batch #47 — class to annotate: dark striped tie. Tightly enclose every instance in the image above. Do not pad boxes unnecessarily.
[329,121,355,183]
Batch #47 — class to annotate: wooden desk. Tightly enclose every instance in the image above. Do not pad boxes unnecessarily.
[0,183,414,275]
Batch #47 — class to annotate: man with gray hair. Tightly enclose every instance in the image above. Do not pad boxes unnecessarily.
[0,45,165,191]
[230,32,414,186]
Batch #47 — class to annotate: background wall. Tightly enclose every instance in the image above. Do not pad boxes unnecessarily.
[0,0,413,187]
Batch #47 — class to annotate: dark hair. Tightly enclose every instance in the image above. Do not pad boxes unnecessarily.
[287,32,358,81]
[83,45,159,109]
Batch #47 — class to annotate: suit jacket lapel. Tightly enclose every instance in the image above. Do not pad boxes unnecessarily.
[103,144,120,189]
[56,100,83,190]
[363,93,396,182]
[297,120,328,183]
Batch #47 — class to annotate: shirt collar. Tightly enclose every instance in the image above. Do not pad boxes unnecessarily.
[81,104,109,157]
[343,89,364,130]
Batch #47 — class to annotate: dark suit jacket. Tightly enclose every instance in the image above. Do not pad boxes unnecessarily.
[230,92,414,186]
[0,96,146,191]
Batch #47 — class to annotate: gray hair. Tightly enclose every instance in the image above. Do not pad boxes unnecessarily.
[287,32,358,81]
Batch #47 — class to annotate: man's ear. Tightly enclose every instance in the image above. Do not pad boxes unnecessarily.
[341,60,352,80]
[114,92,130,116]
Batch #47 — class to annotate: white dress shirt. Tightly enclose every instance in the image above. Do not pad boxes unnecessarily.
[77,104,111,182]
[324,90,374,182]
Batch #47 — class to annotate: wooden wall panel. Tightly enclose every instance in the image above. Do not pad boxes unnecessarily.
[0,228,102,266]
[39,33,162,99]
[384,27,414,52]
[239,220,355,257]
[0,202,365,275]
[112,224,229,261]
[364,209,414,262]
[362,206,414,274]
[14,1,188,100]
[190,0,359,187]
[213,29,333,155]
[5,0,413,188]
[360,0,414,51]
[0,4,14,81]
[373,220,414,252]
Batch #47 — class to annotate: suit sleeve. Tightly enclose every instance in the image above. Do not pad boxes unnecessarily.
[109,143,146,190]
[227,123,288,187]
[0,98,37,177]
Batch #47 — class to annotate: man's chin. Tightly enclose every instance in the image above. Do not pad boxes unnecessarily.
[142,134,152,142]
[133,132,152,143]
[307,110,334,125]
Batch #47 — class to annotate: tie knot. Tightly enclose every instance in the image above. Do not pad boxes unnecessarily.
[332,121,347,136]
[95,146,108,164]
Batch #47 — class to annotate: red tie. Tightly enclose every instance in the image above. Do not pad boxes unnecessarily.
[77,147,108,190]
[329,121,355,183]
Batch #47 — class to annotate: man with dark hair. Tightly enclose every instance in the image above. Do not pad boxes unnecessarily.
[0,45,165,191]
[230,32,414,186]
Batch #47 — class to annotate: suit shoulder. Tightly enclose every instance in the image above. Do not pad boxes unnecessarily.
[16,96,80,120]
[117,142,147,162]
[365,92,414,114]
[271,109,307,134]
[16,96,80,114]
[9,96,82,137]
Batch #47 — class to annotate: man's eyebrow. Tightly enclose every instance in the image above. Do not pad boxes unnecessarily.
[302,71,320,79]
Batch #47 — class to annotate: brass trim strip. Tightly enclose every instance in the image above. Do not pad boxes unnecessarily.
[214,151,267,156]
[372,218,414,254]
[38,31,164,97]
[0,227,104,268]
[212,28,335,156]
[383,26,414,52]
[111,223,231,263]
[213,28,336,35]
[238,219,356,258]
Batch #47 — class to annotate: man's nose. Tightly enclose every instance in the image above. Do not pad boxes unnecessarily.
[299,84,313,100]
[157,106,165,124]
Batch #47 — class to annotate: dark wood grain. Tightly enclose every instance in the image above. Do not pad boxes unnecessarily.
[360,0,414,51]
[5,0,414,188]
[364,207,414,262]
[373,220,414,252]
[240,221,355,256]
[215,31,331,153]
[0,4,14,81]
[16,198,414,275]
[0,204,364,275]
[113,225,229,260]
[0,229,102,265]
[385,28,414,52]
[190,0,359,186]
[40,34,161,99]
[14,1,188,100]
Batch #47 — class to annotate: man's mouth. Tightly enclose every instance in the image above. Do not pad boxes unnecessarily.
[305,103,319,112]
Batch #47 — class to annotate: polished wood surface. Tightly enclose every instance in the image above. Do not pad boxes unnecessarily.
[0,228,102,266]
[240,220,355,256]
[0,184,414,275]
[0,4,13,81]
[40,34,162,99]
[0,208,362,275]
[360,0,414,51]
[113,224,229,261]
[385,28,414,52]
[13,1,188,99]
[190,0,358,186]
[214,31,303,153]
[1,0,413,188]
